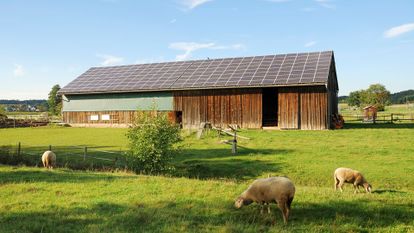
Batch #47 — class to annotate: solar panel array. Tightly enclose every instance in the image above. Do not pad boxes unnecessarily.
[59,51,333,94]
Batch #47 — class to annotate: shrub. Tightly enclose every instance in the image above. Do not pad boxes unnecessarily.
[126,111,181,174]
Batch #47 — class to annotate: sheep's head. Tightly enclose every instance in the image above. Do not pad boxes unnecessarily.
[363,183,372,193]
[234,197,253,208]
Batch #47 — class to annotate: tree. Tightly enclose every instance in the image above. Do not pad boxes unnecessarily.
[48,85,62,115]
[347,90,363,107]
[126,110,181,174]
[347,84,391,111]
[365,84,391,111]
[0,104,6,115]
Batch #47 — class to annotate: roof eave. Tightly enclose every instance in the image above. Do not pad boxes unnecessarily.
[58,82,328,95]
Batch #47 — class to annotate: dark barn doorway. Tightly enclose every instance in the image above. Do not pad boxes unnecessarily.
[262,88,278,127]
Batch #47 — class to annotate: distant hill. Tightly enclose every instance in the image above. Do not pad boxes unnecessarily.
[390,90,414,104]
[338,96,348,103]
[0,99,46,105]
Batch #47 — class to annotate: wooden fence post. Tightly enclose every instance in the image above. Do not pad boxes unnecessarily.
[84,147,87,161]
[231,131,237,155]
[390,113,394,123]
[17,142,21,157]
[49,145,52,151]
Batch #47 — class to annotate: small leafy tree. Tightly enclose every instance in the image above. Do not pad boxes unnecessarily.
[126,110,181,174]
[347,90,363,108]
[48,84,62,115]
[347,84,391,111]
[0,104,6,115]
[365,84,390,111]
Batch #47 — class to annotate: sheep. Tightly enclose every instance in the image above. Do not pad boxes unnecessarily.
[334,167,372,193]
[234,176,295,224]
[41,150,56,169]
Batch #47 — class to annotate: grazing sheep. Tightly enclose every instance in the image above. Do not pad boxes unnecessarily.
[334,167,372,193]
[234,176,295,224]
[41,151,56,169]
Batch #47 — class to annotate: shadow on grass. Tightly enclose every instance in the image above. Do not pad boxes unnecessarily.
[1,199,413,232]
[0,168,134,184]
[173,148,291,180]
[293,200,414,228]
[372,189,407,194]
[343,123,414,129]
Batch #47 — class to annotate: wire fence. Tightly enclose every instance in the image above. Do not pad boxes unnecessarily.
[0,142,127,170]
[341,113,414,123]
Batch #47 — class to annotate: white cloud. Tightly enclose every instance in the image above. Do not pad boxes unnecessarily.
[13,64,25,77]
[210,43,246,50]
[169,19,177,24]
[97,54,124,66]
[301,7,316,12]
[135,56,165,64]
[179,0,213,10]
[384,23,414,38]
[266,0,291,3]
[169,42,245,61]
[169,42,215,61]
[314,0,335,9]
[304,41,317,47]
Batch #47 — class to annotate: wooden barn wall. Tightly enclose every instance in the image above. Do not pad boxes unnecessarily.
[173,89,262,129]
[278,89,299,129]
[278,86,328,130]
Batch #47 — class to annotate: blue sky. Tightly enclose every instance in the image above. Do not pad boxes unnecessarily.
[0,0,413,99]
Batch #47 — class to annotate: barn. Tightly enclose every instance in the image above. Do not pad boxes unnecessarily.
[59,51,338,130]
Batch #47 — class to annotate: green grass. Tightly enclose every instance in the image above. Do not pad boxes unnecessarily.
[0,126,413,232]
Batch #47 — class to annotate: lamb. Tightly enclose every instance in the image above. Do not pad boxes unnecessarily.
[334,167,372,193]
[234,176,295,224]
[41,150,56,169]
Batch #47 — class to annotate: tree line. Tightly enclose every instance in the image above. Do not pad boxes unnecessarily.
[1,84,62,116]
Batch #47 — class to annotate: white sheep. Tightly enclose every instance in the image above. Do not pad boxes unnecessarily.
[334,167,372,193]
[41,151,56,169]
[234,176,295,224]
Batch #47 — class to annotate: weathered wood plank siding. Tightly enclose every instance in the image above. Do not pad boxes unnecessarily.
[300,86,328,130]
[173,89,262,129]
[278,89,299,129]
[278,86,328,130]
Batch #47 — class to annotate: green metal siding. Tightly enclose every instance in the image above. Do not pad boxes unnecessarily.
[62,92,173,111]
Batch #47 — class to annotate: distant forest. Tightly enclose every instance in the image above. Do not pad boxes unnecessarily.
[0,99,46,105]
[339,89,414,104]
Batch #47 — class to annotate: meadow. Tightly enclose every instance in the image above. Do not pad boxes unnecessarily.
[0,125,413,232]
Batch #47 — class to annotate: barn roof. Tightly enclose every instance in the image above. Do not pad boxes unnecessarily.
[59,51,335,95]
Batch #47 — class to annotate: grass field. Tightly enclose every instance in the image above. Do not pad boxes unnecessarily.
[0,125,413,232]
[339,103,414,115]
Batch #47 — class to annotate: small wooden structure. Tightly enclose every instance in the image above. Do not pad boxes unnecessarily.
[363,105,377,123]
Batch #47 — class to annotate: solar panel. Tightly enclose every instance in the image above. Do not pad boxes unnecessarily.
[59,51,334,94]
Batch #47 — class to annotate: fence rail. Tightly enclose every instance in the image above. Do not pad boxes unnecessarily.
[0,142,126,170]
[341,113,414,123]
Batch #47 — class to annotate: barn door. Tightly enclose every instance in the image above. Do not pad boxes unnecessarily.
[278,90,299,129]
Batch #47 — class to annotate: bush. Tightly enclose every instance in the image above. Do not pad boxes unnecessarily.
[126,111,181,174]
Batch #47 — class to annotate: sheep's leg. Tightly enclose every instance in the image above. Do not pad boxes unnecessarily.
[338,180,345,192]
[260,203,264,214]
[267,204,271,214]
[284,202,290,222]
[334,177,339,191]
[277,201,288,224]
